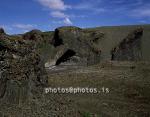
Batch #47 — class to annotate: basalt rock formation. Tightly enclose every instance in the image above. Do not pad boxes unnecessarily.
[0,29,47,115]
[45,25,150,67]
[0,29,80,117]
[49,26,102,66]
[111,28,143,61]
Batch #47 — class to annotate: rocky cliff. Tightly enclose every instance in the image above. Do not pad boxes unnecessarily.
[45,25,147,67]
[0,29,80,117]
[0,28,47,116]
[47,26,102,67]
[111,28,143,61]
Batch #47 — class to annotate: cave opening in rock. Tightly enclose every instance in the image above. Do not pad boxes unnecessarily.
[55,49,76,65]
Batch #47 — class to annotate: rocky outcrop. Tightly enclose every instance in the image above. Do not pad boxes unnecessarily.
[0,30,48,116]
[50,26,102,66]
[0,29,81,117]
[0,31,48,87]
[23,30,42,41]
[111,28,143,61]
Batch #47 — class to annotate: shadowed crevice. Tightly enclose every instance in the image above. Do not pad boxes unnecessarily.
[55,49,76,65]
[52,29,63,47]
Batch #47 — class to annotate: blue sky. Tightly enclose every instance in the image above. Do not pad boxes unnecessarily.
[0,0,150,34]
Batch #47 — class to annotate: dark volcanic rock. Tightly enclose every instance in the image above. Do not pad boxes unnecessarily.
[52,28,63,47]
[51,26,102,66]
[0,31,80,117]
[111,28,143,61]
[0,34,48,97]
[23,29,42,41]
[0,32,48,116]
[0,28,5,34]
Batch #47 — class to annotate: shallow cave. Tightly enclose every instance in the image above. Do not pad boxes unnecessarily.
[55,49,76,65]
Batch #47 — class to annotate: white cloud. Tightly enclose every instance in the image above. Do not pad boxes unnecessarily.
[74,3,92,10]
[63,18,73,25]
[37,0,73,25]
[138,9,150,17]
[139,20,148,23]
[73,1,105,13]
[69,14,87,18]
[37,0,71,11]
[50,11,86,19]
[0,25,13,31]
[131,5,150,17]
[52,17,73,25]
[50,11,73,25]
[13,24,37,30]
[50,11,68,18]
[52,20,62,24]
[135,9,150,17]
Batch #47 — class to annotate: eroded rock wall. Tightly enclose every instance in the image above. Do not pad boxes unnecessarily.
[111,28,143,61]
[0,29,80,117]
[50,26,102,66]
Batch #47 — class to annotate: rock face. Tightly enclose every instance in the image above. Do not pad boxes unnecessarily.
[111,28,143,61]
[0,28,5,34]
[51,26,102,66]
[23,30,42,41]
[42,25,150,67]
[0,29,80,117]
[0,30,47,115]
[48,26,145,66]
